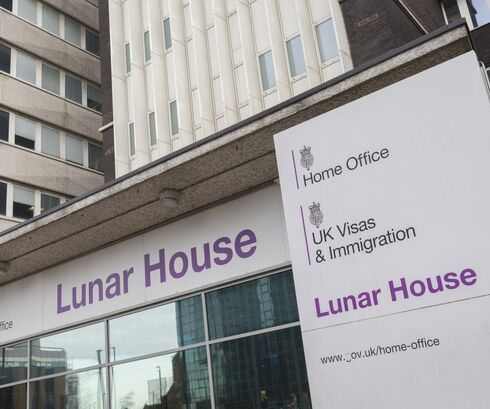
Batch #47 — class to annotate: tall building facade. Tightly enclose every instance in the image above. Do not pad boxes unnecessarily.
[0,0,104,231]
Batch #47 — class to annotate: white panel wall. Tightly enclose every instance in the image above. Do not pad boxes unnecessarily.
[109,0,353,177]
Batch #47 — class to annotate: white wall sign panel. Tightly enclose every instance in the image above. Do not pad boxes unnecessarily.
[0,185,290,345]
[274,51,490,408]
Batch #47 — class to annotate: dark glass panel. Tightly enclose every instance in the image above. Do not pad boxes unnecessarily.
[0,44,11,74]
[88,143,103,171]
[0,342,28,385]
[0,383,26,409]
[0,110,8,141]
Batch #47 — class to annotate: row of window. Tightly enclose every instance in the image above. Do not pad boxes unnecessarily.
[0,180,66,219]
[441,0,490,27]
[0,0,99,56]
[0,271,310,409]
[0,109,103,171]
[0,43,101,112]
[126,17,338,93]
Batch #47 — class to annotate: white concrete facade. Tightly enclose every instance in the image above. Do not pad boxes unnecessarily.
[108,0,353,177]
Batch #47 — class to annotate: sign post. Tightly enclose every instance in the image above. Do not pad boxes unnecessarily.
[274,52,490,408]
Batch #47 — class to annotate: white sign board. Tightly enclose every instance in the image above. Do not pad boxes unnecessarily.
[0,185,290,345]
[274,52,490,408]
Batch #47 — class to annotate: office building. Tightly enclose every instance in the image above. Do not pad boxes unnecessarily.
[0,0,104,231]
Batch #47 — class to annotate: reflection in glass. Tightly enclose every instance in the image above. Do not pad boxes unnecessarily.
[0,383,26,409]
[31,323,105,378]
[111,347,210,409]
[0,342,28,385]
[30,368,106,409]
[206,271,299,339]
[211,327,311,409]
[110,296,204,361]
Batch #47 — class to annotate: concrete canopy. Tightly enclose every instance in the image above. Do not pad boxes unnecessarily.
[0,22,473,285]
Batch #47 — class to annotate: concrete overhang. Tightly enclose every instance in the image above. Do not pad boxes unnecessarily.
[0,21,474,285]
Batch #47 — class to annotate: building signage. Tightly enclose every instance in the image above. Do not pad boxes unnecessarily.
[0,185,290,345]
[274,52,490,408]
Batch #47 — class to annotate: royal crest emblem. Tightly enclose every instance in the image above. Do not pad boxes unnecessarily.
[309,202,323,228]
[299,146,314,171]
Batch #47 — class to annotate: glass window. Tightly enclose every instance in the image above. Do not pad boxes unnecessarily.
[85,30,99,55]
[0,0,12,11]
[42,64,60,95]
[129,122,135,155]
[170,100,178,135]
[0,109,9,141]
[41,126,60,157]
[442,0,461,23]
[163,18,172,50]
[65,135,83,165]
[88,143,103,171]
[211,327,311,409]
[0,181,6,215]
[316,19,338,63]
[64,17,81,46]
[13,186,34,219]
[16,52,37,84]
[0,342,28,385]
[65,74,82,103]
[42,5,60,35]
[18,0,37,24]
[0,383,26,409]
[30,369,106,409]
[15,116,35,150]
[40,193,60,212]
[110,296,204,361]
[259,51,276,91]
[125,42,131,74]
[0,44,11,74]
[111,347,210,409]
[149,111,156,146]
[31,323,105,378]
[207,271,299,339]
[286,35,306,77]
[144,30,151,62]
[87,84,102,112]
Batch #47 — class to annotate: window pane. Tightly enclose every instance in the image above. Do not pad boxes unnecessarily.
[18,0,37,24]
[15,116,35,150]
[110,295,204,361]
[13,186,34,219]
[259,51,276,91]
[125,43,131,74]
[0,342,28,385]
[149,111,156,146]
[42,64,60,94]
[0,44,11,74]
[42,5,59,35]
[286,35,306,77]
[316,19,338,62]
[211,327,311,409]
[170,100,178,135]
[443,0,461,23]
[87,85,102,112]
[0,181,6,215]
[88,143,103,171]
[64,17,81,46]
[41,126,60,157]
[111,347,210,409]
[31,323,105,378]
[144,30,151,62]
[0,0,12,12]
[65,74,82,103]
[30,369,106,409]
[163,18,172,49]
[207,271,298,339]
[85,30,100,55]
[0,383,26,409]
[129,122,135,155]
[0,110,9,141]
[65,135,83,165]
[41,193,60,212]
[16,52,36,84]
